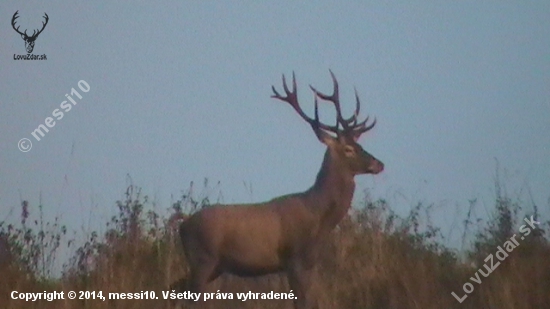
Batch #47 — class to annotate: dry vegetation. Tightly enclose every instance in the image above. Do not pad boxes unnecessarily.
[1,180,549,309]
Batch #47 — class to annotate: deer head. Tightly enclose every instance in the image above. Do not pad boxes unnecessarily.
[272,70,384,175]
[12,11,49,54]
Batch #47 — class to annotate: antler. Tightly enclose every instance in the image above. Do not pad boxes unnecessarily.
[30,13,49,39]
[11,11,49,39]
[272,71,376,139]
[310,70,376,136]
[271,72,340,134]
[309,70,355,130]
[11,11,25,36]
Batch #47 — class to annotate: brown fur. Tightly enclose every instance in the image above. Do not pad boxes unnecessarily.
[173,71,384,309]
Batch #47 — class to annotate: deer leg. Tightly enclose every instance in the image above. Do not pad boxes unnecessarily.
[169,277,187,292]
[189,258,221,299]
[168,260,220,309]
[168,277,188,309]
[288,262,317,309]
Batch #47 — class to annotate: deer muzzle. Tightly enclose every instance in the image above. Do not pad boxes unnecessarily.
[369,160,384,174]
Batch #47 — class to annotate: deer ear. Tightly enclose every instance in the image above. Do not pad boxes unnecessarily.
[351,130,365,142]
[313,127,337,146]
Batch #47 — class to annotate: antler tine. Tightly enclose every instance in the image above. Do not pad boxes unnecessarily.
[309,70,346,127]
[352,117,377,136]
[314,95,341,133]
[350,88,362,126]
[11,11,25,36]
[33,13,49,38]
[353,87,377,134]
[283,72,293,95]
[340,87,363,127]
[313,95,320,125]
[347,86,379,137]
[272,72,339,133]
[310,70,366,131]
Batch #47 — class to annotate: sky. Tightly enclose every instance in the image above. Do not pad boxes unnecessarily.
[1,1,549,251]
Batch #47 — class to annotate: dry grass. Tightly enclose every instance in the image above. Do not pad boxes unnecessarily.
[1,182,549,309]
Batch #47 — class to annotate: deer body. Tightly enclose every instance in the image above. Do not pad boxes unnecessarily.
[173,71,383,309]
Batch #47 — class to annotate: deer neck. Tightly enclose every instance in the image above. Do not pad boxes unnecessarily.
[308,149,355,231]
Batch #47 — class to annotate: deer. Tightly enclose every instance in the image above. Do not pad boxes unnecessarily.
[11,11,49,54]
[170,71,384,309]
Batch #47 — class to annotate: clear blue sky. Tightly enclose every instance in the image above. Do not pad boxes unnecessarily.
[1,2,549,248]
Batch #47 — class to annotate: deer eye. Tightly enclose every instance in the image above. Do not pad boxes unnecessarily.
[344,145,356,157]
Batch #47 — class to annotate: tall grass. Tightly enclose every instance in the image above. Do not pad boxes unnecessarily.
[1,179,549,309]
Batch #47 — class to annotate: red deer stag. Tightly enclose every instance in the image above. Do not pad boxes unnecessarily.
[171,71,384,309]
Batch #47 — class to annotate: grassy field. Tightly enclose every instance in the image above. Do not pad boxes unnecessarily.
[1,182,549,309]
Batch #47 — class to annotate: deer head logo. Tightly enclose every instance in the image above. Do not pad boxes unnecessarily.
[11,11,49,54]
